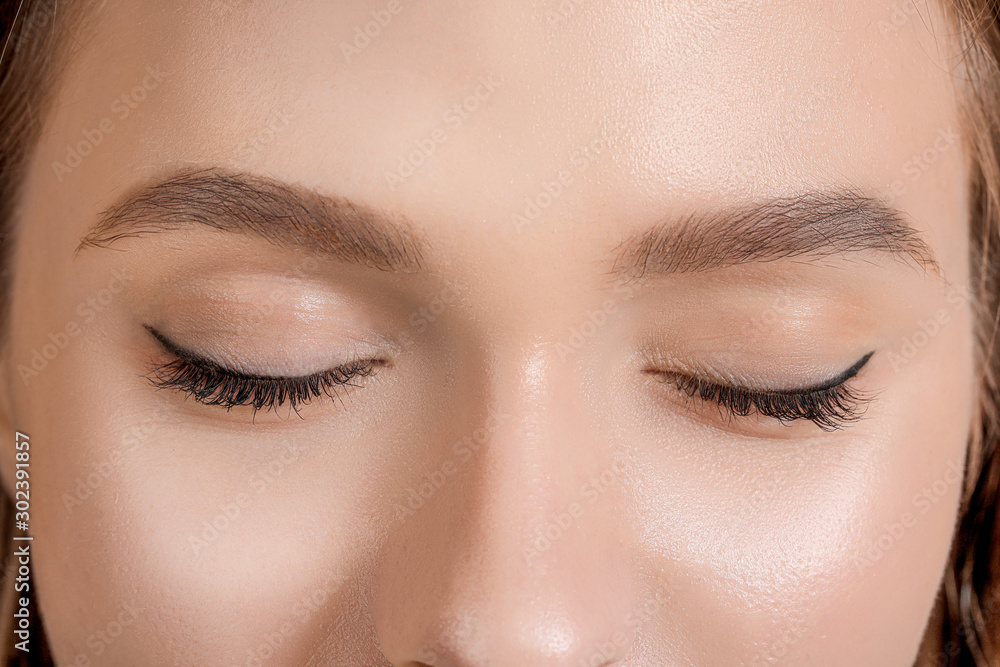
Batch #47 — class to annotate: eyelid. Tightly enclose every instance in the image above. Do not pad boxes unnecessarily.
[643,347,874,393]
[146,325,322,380]
[706,350,875,395]
[645,351,876,432]
[143,325,384,417]
[144,321,394,378]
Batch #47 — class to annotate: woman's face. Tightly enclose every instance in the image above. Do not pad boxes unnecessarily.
[2,0,977,664]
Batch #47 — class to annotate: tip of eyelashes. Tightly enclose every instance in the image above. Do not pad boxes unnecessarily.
[141,356,382,420]
[143,349,874,431]
[655,370,874,431]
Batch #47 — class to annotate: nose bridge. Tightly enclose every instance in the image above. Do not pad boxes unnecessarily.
[374,339,636,665]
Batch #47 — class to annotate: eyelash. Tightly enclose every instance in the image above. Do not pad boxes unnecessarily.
[144,323,872,430]
[144,327,382,416]
[650,352,874,431]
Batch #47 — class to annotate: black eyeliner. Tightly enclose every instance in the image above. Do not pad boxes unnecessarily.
[142,325,381,416]
[652,351,876,431]
[758,350,875,396]
[146,324,308,381]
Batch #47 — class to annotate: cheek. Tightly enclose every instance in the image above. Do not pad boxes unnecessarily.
[620,424,881,662]
[26,322,456,664]
[34,408,365,663]
[612,314,973,663]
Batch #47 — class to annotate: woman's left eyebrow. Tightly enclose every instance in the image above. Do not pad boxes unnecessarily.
[74,167,426,272]
[611,191,941,282]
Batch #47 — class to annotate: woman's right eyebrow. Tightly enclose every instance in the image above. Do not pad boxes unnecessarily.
[73,167,426,273]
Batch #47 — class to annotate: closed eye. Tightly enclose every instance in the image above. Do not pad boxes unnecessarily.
[143,326,384,418]
[647,352,875,431]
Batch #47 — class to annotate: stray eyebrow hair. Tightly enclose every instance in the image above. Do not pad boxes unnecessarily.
[76,168,424,271]
[612,192,939,281]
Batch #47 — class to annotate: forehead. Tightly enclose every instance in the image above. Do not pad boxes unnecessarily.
[33,0,965,266]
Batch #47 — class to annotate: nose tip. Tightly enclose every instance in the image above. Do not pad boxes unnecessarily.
[373,460,638,667]
[375,532,637,667]
[390,604,633,667]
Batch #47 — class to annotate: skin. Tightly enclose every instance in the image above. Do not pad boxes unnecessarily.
[0,0,979,664]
